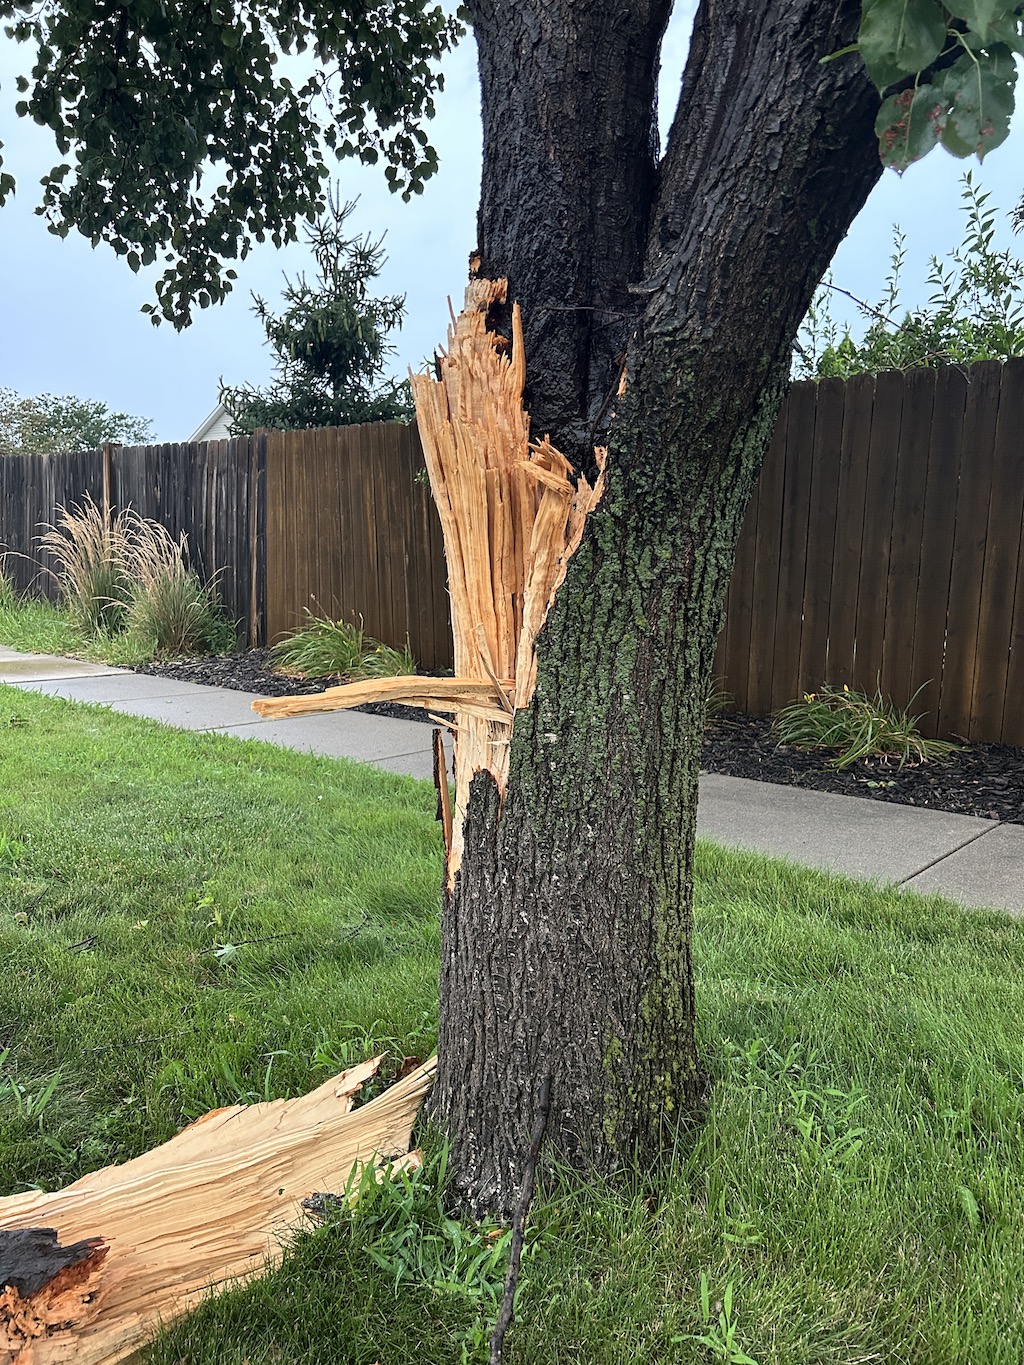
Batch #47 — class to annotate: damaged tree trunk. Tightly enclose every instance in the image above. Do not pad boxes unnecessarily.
[428,0,885,1213]
[256,1,885,1214]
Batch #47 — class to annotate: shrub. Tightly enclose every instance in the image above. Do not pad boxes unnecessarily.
[272,609,416,679]
[771,683,962,770]
[123,519,234,657]
[38,497,132,634]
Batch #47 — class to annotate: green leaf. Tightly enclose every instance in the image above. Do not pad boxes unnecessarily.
[860,0,949,91]
[939,46,1016,159]
[945,0,1019,46]
[876,82,948,169]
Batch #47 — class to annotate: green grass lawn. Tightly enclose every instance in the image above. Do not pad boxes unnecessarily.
[2,685,1022,1364]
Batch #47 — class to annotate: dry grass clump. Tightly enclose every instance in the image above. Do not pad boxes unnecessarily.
[38,499,233,657]
[122,519,232,657]
[39,496,132,634]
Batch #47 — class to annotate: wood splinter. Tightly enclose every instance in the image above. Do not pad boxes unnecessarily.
[254,278,606,885]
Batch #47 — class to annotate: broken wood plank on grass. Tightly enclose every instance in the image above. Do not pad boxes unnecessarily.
[0,1056,435,1365]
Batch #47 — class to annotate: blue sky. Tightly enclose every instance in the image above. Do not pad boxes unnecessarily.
[1,4,1022,442]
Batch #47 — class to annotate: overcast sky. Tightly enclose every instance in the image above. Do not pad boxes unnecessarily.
[1,5,1022,442]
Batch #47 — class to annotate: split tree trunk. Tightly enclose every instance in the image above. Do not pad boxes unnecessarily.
[431,0,886,1213]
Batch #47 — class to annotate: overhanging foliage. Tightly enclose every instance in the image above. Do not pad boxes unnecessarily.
[0,0,461,327]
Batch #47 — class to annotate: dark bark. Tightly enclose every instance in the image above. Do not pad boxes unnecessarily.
[467,0,671,461]
[0,1227,106,1298]
[433,1,885,1213]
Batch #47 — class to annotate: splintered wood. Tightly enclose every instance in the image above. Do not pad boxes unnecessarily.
[254,279,605,880]
[0,1057,434,1365]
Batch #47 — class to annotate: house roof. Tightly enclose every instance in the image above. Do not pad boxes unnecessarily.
[188,402,231,443]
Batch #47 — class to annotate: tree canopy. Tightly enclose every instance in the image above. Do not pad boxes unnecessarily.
[2,1,1019,335]
[0,389,154,455]
[0,0,460,327]
[855,0,1020,170]
[219,194,413,433]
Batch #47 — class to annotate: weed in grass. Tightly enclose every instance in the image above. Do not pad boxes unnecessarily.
[0,831,26,866]
[771,682,962,769]
[214,1048,295,1105]
[338,1146,517,1361]
[0,1048,62,1130]
[672,1274,758,1364]
[39,496,132,634]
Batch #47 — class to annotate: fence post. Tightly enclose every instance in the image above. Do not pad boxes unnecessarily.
[101,443,115,530]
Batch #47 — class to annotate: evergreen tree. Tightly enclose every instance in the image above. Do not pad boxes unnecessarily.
[219,196,413,433]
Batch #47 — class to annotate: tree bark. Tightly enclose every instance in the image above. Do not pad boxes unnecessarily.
[433,0,885,1213]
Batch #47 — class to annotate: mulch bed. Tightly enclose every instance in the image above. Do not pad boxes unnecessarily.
[133,651,1024,826]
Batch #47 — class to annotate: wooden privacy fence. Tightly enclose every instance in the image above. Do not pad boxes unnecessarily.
[2,361,1023,744]
[263,422,452,672]
[0,422,451,669]
[0,437,265,643]
[714,358,1024,745]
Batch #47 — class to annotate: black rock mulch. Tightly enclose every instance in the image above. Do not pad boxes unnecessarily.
[702,713,1023,825]
[133,652,1024,826]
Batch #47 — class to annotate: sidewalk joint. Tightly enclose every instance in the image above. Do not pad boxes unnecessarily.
[898,820,1000,886]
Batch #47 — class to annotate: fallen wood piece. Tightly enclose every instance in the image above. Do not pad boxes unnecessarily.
[0,1056,435,1365]
[252,675,514,722]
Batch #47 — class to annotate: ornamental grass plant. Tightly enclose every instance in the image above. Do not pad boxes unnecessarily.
[271,608,416,679]
[772,682,962,769]
[33,501,234,660]
[38,496,132,635]
[122,518,233,657]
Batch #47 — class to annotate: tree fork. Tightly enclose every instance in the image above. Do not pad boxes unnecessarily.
[428,1,886,1213]
[256,0,886,1215]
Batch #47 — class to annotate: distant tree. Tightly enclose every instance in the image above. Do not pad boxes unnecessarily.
[0,390,154,456]
[219,196,413,434]
[796,174,1024,378]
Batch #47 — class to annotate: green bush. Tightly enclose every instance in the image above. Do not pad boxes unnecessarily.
[772,683,962,770]
[272,610,415,680]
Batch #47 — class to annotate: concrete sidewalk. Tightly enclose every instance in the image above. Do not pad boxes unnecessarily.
[2,646,1021,916]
